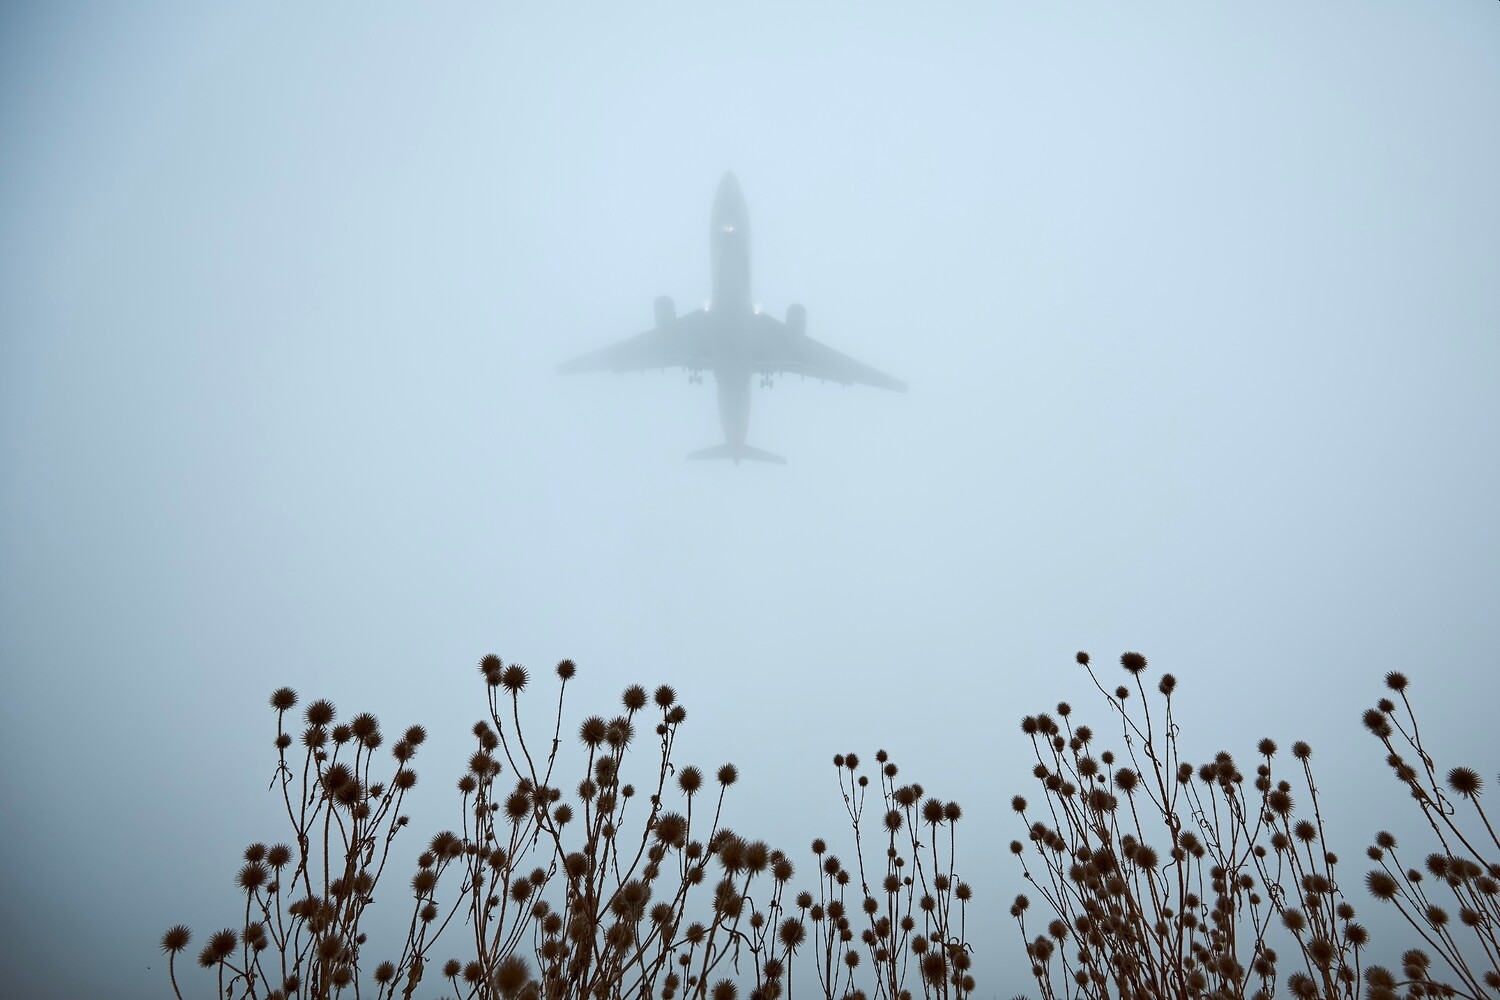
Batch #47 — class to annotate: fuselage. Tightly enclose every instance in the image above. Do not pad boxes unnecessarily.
[707,172,755,452]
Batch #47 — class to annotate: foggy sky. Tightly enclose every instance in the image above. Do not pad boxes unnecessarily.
[2,3,1497,998]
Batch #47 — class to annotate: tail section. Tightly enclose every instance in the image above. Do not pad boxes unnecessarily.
[686,443,787,465]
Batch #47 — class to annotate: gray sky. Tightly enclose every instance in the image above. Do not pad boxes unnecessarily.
[2,3,1497,998]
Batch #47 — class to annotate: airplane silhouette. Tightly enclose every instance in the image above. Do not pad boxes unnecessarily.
[559,172,907,464]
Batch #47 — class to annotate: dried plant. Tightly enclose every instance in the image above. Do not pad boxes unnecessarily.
[794,751,974,1000]
[1357,672,1500,998]
[162,657,972,1000]
[1008,652,1498,1000]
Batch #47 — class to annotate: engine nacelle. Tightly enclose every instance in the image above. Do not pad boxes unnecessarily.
[786,303,806,337]
[654,295,676,330]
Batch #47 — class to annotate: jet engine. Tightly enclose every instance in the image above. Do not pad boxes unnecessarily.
[654,295,675,330]
[786,303,806,337]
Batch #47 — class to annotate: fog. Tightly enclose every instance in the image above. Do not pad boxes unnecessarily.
[2,4,1497,998]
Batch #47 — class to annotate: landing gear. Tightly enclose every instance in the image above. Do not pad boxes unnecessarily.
[760,376,774,389]
[688,372,703,385]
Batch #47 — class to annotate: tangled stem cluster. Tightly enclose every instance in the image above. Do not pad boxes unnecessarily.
[1009,652,1498,1000]
[162,656,971,1000]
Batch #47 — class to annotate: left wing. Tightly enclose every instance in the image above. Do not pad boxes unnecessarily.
[559,308,714,374]
[749,312,908,392]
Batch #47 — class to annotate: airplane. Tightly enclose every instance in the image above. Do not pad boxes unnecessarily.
[558,172,907,464]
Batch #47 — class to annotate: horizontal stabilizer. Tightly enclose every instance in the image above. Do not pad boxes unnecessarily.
[686,443,788,466]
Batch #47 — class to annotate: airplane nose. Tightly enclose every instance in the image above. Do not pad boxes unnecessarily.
[713,172,747,232]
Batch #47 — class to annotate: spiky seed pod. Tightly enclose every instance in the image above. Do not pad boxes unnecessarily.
[922,798,945,825]
[1115,686,1129,699]
[717,764,738,786]
[305,700,335,726]
[321,763,354,792]
[161,925,191,954]
[270,687,297,711]
[1286,972,1317,998]
[1362,709,1392,737]
[1076,651,1090,665]
[1366,871,1399,900]
[207,928,237,961]
[1120,652,1147,674]
[945,801,962,822]
[556,659,576,680]
[349,712,378,740]
[605,719,634,749]
[237,862,270,893]
[620,684,647,711]
[503,791,530,821]
[480,653,502,673]
[1448,767,1482,798]
[577,716,606,747]
[259,844,291,871]
[1384,671,1409,691]
[500,664,528,692]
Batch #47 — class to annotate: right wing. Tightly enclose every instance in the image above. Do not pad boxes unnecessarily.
[750,312,908,392]
[558,309,714,374]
